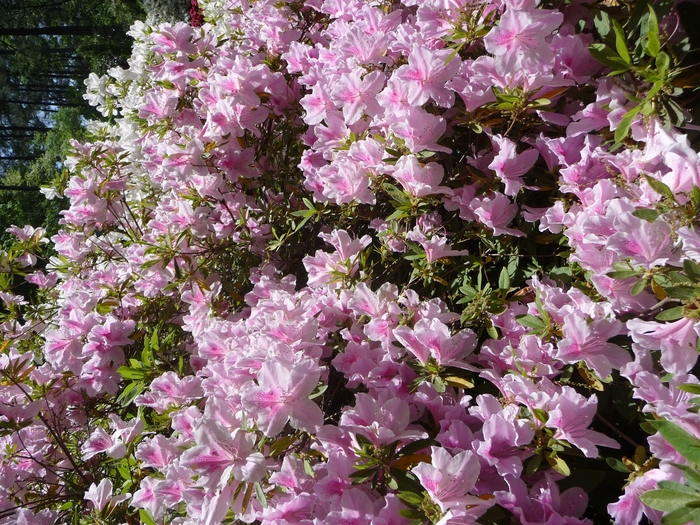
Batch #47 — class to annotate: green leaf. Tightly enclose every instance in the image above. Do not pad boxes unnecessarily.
[649,420,700,465]
[117,366,146,380]
[670,271,693,284]
[397,438,434,458]
[486,323,500,340]
[607,270,643,279]
[349,469,376,484]
[525,452,543,476]
[615,105,642,143]
[118,381,145,407]
[386,209,409,221]
[588,44,631,70]
[657,480,700,495]
[254,481,267,508]
[678,384,700,395]
[670,463,700,491]
[692,186,700,207]
[612,18,632,64]
[640,489,700,511]
[612,261,635,272]
[632,208,660,222]
[593,9,613,41]
[665,287,697,300]
[628,0,650,30]
[116,460,132,481]
[645,5,661,57]
[383,182,409,203]
[532,408,548,424]
[309,384,328,400]
[606,457,631,473]
[355,433,374,449]
[397,491,424,506]
[546,453,571,476]
[656,306,685,321]
[150,329,160,352]
[268,435,297,457]
[516,314,546,330]
[661,505,700,525]
[684,260,700,283]
[498,267,511,291]
[644,175,677,202]
[304,459,315,478]
[631,278,649,296]
[656,51,671,75]
[139,509,157,525]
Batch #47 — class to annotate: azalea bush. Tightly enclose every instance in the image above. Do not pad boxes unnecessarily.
[1,0,700,524]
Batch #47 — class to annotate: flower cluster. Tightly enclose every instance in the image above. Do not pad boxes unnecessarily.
[0,0,699,524]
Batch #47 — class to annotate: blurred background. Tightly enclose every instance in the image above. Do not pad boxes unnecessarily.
[0,0,191,247]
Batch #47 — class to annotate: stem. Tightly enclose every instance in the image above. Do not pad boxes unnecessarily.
[595,413,641,449]
[0,370,90,485]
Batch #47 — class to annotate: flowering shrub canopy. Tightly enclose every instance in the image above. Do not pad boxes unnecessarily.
[1,0,700,524]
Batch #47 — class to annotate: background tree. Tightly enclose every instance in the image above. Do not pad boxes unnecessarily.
[0,0,147,244]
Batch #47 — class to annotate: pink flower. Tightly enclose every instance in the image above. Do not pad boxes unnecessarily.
[483,7,563,75]
[488,135,539,196]
[496,473,590,525]
[135,435,179,469]
[303,229,372,288]
[405,231,469,264]
[131,477,163,519]
[330,70,384,125]
[84,479,129,512]
[241,358,323,436]
[627,317,700,374]
[179,420,266,490]
[607,469,667,525]
[474,413,534,477]
[81,427,127,460]
[393,318,476,369]
[340,392,426,448]
[546,387,619,457]
[395,46,460,107]
[472,193,525,237]
[300,85,334,125]
[555,313,630,379]
[607,212,678,269]
[412,447,493,516]
[321,488,376,525]
[390,108,450,153]
[389,155,452,197]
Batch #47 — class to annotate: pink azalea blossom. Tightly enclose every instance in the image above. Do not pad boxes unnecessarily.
[412,447,494,517]
[84,479,129,512]
[627,317,700,374]
[472,192,525,237]
[241,358,323,436]
[484,7,564,75]
[330,70,385,125]
[488,135,539,196]
[546,387,619,457]
[555,313,630,379]
[179,420,266,490]
[394,46,460,107]
[389,155,452,197]
[393,318,476,369]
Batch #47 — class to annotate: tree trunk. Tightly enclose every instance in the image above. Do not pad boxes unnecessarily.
[0,185,41,191]
[0,25,121,37]
[0,126,50,132]
[2,99,83,108]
